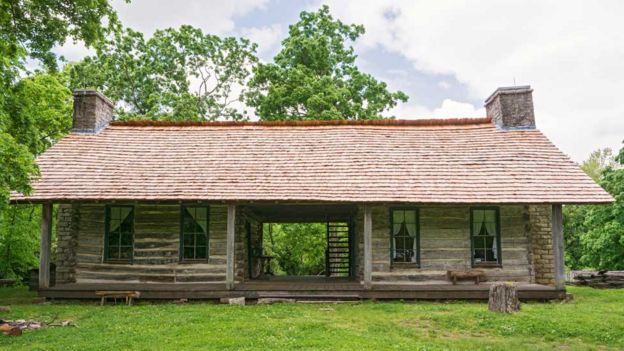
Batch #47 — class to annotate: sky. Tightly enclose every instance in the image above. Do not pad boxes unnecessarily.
[55,0,624,162]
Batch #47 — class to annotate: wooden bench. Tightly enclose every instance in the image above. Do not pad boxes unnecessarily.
[447,270,485,285]
[95,291,141,306]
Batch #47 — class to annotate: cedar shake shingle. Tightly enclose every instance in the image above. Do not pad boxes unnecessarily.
[11,119,614,204]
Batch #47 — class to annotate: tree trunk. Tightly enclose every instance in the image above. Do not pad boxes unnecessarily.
[488,282,520,313]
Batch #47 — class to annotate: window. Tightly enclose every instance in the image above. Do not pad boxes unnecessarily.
[105,205,134,262]
[391,208,419,264]
[471,207,501,266]
[181,205,209,261]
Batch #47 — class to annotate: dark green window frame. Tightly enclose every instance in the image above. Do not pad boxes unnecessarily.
[104,205,134,263]
[180,205,209,262]
[470,207,502,267]
[389,208,420,266]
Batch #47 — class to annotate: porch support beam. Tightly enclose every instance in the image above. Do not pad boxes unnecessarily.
[39,203,53,289]
[226,204,236,290]
[552,204,565,290]
[363,205,372,289]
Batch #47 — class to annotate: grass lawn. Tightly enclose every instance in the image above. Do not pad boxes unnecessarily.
[0,286,623,350]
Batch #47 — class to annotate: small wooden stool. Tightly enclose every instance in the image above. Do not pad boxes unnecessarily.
[95,291,141,306]
[447,270,485,285]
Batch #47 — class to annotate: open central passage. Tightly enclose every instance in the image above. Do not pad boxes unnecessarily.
[243,204,356,279]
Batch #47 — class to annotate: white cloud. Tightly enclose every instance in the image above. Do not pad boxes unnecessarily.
[240,24,284,61]
[111,0,269,36]
[322,0,624,161]
[438,80,451,90]
[388,99,484,119]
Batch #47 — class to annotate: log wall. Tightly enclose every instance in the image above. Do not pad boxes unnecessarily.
[55,203,553,286]
[67,204,232,284]
[356,205,538,283]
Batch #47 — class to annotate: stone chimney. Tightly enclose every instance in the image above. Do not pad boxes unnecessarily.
[72,90,114,133]
[484,86,535,130]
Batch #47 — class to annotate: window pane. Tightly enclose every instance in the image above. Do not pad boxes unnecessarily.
[108,246,118,260]
[196,233,207,246]
[183,247,194,259]
[120,232,132,246]
[474,249,486,262]
[195,246,207,259]
[484,210,496,223]
[393,210,404,223]
[119,247,132,260]
[108,230,120,246]
[406,223,417,238]
[404,210,416,224]
[107,206,133,261]
[195,207,207,221]
[120,216,133,234]
[485,236,494,249]
[183,234,194,246]
[405,237,414,253]
[109,219,121,233]
[182,206,209,260]
[485,249,495,262]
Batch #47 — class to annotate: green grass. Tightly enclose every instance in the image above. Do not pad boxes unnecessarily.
[0,286,623,350]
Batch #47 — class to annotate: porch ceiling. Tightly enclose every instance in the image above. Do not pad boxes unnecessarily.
[242,204,358,223]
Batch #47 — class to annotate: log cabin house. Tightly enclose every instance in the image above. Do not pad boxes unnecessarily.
[11,86,613,300]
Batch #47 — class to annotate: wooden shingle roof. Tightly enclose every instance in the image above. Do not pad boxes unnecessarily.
[11,119,613,204]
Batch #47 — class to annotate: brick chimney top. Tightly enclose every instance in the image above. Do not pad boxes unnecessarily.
[72,90,114,134]
[485,86,535,130]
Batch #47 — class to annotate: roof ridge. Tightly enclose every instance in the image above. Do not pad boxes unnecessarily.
[110,118,492,128]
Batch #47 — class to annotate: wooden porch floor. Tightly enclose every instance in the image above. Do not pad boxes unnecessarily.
[40,279,565,300]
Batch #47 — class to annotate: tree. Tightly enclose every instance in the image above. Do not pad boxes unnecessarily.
[581,148,617,182]
[564,147,622,269]
[262,223,326,276]
[578,145,624,270]
[0,0,115,280]
[70,25,258,121]
[246,5,408,120]
[1,0,118,203]
[0,0,120,71]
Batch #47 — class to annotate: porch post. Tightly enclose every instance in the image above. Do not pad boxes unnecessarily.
[39,203,53,289]
[226,204,236,290]
[363,205,372,289]
[552,204,565,289]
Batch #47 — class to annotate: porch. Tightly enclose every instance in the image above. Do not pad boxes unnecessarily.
[35,202,566,300]
[40,280,565,301]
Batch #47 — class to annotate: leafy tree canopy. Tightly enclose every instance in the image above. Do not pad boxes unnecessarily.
[247,5,408,120]
[581,148,617,182]
[0,0,115,279]
[564,144,624,270]
[262,223,326,276]
[1,0,119,69]
[70,25,258,121]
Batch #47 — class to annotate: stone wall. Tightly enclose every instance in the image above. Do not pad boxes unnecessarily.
[55,204,78,284]
[528,205,555,285]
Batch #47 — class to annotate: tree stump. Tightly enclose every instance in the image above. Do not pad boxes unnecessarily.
[488,282,520,313]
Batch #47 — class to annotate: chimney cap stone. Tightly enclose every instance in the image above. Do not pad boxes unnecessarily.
[484,85,532,106]
[73,89,115,108]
